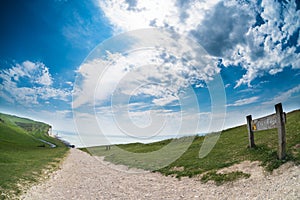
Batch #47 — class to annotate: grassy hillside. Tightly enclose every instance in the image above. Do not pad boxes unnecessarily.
[0,113,69,199]
[82,109,300,183]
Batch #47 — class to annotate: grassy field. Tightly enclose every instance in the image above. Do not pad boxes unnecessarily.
[81,109,300,184]
[0,113,69,199]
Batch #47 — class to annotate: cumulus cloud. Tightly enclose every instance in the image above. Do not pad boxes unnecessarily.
[72,29,227,139]
[73,50,186,109]
[98,0,300,87]
[4,61,53,86]
[191,1,255,57]
[73,29,220,110]
[73,29,223,137]
[98,0,220,34]
[36,67,53,86]
[0,61,70,106]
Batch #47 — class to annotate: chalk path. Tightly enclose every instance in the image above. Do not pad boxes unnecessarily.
[21,148,300,199]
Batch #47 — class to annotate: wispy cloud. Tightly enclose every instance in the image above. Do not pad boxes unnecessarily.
[62,1,110,50]
[227,96,259,107]
[263,85,300,105]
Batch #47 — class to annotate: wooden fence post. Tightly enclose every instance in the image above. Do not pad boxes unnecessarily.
[246,115,255,148]
[275,103,286,160]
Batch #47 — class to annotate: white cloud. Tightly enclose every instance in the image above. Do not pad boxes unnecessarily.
[65,81,73,86]
[97,0,300,87]
[225,83,230,88]
[72,53,125,109]
[36,67,53,86]
[75,104,203,143]
[5,61,53,86]
[37,87,69,101]
[0,60,70,106]
[74,29,220,110]
[97,0,220,34]
[152,94,178,106]
[71,25,228,145]
[220,0,300,87]
[263,85,300,105]
[227,96,259,107]
[23,60,38,71]
[61,4,106,50]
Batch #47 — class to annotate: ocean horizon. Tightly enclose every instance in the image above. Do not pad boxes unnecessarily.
[54,130,207,148]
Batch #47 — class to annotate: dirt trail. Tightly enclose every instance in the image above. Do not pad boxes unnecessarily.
[21,148,300,199]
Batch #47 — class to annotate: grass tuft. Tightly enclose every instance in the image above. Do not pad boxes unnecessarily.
[200,171,250,185]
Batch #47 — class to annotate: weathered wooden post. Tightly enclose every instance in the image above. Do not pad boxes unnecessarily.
[246,115,255,148]
[275,103,286,160]
[246,103,287,159]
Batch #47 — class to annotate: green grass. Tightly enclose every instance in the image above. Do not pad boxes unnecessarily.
[81,109,300,184]
[200,171,250,185]
[0,113,69,199]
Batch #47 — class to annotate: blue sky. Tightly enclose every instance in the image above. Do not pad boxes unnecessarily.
[0,0,299,147]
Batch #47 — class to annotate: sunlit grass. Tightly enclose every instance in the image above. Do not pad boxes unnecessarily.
[0,113,69,199]
[81,109,300,184]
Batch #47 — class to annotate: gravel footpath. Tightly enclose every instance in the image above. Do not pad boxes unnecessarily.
[21,148,300,200]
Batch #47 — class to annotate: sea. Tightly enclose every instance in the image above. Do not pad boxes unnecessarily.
[53,130,206,148]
